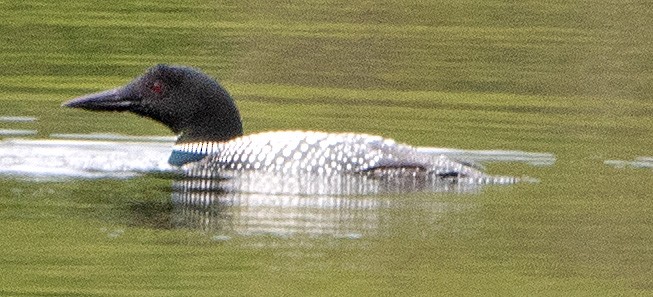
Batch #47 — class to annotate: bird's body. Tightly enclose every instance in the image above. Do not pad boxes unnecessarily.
[62,64,504,181]
[170,130,484,178]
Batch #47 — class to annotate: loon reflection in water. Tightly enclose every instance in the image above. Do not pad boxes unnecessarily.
[168,179,477,237]
[62,64,518,186]
[174,170,502,198]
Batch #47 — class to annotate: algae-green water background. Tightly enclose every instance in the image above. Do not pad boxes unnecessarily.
[1,1,653,296]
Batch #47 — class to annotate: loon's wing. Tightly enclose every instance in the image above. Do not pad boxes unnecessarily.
[354,137,486,178]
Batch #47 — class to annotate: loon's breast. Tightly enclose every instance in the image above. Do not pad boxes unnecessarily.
[170,131,483,178]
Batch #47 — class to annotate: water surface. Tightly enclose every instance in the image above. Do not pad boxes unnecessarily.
[1,1,652,296]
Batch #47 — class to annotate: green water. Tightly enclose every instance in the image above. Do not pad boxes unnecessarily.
[2,1,653,296]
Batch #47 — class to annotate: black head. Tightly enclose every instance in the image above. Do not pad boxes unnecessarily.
[63,64,243,143]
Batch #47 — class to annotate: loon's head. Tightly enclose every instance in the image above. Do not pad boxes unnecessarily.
[63,64,243,143]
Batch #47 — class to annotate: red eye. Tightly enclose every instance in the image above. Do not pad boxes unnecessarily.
[151,81,163,94]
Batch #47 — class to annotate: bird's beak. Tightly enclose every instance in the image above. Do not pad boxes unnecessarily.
[62,85,137,111]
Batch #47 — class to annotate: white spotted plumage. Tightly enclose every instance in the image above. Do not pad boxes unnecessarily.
[173,130,485,178]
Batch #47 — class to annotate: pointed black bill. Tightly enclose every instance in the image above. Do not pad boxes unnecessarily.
[62,86,137,111]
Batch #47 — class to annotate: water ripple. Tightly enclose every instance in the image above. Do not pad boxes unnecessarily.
[0,138,173,180]
[0,129,38,136]
[0,116,37,122]
[604,157,653,169]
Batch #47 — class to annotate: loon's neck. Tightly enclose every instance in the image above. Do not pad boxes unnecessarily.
[175,115,243,144]
[173,92,244,144]
[168,113,242,166]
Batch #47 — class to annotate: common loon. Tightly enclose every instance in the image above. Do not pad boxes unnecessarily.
[62,64,495,180]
